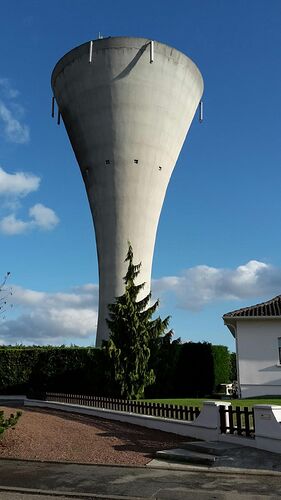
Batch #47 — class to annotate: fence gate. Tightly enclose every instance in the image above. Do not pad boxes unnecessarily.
[219,405,255,438]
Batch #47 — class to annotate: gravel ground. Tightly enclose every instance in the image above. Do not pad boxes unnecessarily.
[0,406,187,465]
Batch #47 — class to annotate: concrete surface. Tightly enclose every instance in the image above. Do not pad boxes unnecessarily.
[0,489,279,500]
[0,488,143,499]
[181,440,241,455]
[0,493,86,500]
[52,37,203,346]
[1,458,281,499]
[156,447,216,465]
[150,441,281,474]
[0,491,279,500]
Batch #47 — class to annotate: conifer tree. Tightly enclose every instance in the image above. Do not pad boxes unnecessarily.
[105,244,170,400]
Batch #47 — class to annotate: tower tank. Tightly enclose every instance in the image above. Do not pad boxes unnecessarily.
[51,37,203,347]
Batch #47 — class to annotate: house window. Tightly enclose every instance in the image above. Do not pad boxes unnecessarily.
[278,338,281,364]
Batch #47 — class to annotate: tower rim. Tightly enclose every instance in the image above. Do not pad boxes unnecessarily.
[51,36,203,92]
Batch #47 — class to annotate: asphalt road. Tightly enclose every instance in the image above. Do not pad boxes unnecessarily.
[0,459,281,499]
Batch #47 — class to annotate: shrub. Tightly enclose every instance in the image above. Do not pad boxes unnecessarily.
[230,352,237,381]
[211,345,231,389]
[0,410,22,435]
[0,346,108,396]
[171,342,214,397]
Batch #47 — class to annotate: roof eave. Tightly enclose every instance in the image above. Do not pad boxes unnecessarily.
[223,315,281,321]
[223,318,237,338]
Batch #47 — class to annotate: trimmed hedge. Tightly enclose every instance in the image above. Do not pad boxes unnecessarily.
[0,342,234,397]
[0,346,109,396]
[211,345,231,389]
[230,351,237,380]
[147,341,232,398]
[173,342,215,397]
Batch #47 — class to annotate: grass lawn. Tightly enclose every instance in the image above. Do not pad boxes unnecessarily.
[142,397,281,409]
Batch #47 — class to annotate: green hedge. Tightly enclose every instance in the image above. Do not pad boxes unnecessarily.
[0,346,109,396]
[147,342,232,398]
[0,343,234,398]
[211,345,231,389]
[230,351,237,380]
[173,342,215,397]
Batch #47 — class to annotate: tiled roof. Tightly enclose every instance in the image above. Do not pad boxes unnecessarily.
[223,294,281,318]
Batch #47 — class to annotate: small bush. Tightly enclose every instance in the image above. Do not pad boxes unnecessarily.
[0,410,22,435]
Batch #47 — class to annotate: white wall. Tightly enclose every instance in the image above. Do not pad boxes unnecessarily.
[25,399,226,441]
[236,319,281,397]
[22,398,281,455]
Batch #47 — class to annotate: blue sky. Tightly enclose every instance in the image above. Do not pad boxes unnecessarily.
[1,0,281,349]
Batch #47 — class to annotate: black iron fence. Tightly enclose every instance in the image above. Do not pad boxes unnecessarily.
[45,392,201,422]
[219,405,255,438]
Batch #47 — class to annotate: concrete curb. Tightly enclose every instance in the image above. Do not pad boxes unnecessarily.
[0,485,144,499]
[147,459,281,476]
[1,456,280,478]
[0,456,146,469]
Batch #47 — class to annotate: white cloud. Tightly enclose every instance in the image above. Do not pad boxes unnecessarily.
[0,167,59,236]
[1,284,99,345]
[0,166,40,197]
[29,203,59,230]
[0,78,19,99]
[0,100,29,144]
[12,284,96,310]
[2,259,281,344]
[153,260,281,311]
[0,78,29,144]
[0,214,30,235]
[0,204,59,235]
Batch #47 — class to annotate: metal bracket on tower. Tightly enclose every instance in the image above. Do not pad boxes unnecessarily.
[199,100,203,123]
[150,41,154,63]
[57,109,61,125]
[89,40,93,63]
[51,96,55,118]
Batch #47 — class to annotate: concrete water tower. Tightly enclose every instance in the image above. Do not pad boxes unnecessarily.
[51,37,203,347]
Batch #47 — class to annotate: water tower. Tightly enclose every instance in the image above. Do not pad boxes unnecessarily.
[51,37,203,346]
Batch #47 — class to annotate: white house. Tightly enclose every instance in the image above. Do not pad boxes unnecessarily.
[223,295,281,398]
